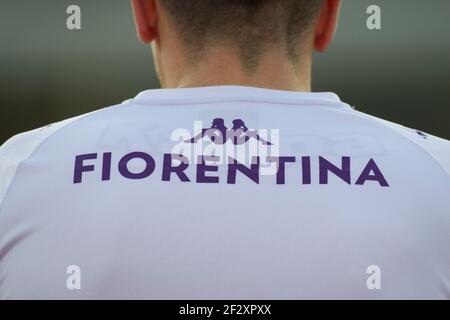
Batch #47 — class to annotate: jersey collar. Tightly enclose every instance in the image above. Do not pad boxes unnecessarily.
[132,85,351,109]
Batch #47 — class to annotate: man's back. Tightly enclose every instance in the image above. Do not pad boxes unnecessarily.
[0,86,449,299]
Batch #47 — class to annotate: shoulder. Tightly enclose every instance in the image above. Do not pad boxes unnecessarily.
[0,99,131,208]
[354,111,450,177]
[0,112,96,207]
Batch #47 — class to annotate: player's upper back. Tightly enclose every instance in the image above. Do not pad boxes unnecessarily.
[0,86,449,299]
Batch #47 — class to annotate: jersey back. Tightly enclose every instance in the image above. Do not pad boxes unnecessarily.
[0,86,449,299]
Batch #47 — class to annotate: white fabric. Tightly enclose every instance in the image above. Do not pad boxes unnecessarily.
[0,114,93,209]
[0,86,449,299]
[367,115,450,177]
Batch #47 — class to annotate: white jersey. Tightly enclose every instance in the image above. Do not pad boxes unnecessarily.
[0,86,449,299]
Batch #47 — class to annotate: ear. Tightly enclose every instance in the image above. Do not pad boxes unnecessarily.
[131,0,158,43]
[314,0,341,52]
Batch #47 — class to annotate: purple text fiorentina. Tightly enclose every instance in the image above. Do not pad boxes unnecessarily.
[73,152,389,187]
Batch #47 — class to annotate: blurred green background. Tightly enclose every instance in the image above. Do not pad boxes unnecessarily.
[0,0,449,144]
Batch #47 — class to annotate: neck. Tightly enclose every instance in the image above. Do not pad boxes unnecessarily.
[161,46,312,92]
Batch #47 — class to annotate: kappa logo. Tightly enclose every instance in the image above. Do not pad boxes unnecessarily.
[185,118,273,145]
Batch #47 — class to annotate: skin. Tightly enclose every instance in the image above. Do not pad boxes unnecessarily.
[130,0,341,92]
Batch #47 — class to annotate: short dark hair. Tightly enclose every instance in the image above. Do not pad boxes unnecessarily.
[159,0,324,71]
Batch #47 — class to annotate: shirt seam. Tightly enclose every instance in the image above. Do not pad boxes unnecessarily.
[0,105,122,213]
[353,110,450,180]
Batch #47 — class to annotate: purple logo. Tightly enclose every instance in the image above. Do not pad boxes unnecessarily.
[186,118,273,145]
[416,130,428,139]
[72,118,390,187]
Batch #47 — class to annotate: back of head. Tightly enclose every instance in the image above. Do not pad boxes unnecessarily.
[159,0,324,70]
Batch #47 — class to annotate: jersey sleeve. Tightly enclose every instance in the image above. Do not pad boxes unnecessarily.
[0,116,88,209]
[370,116,450,178]
[0,127,52,208]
